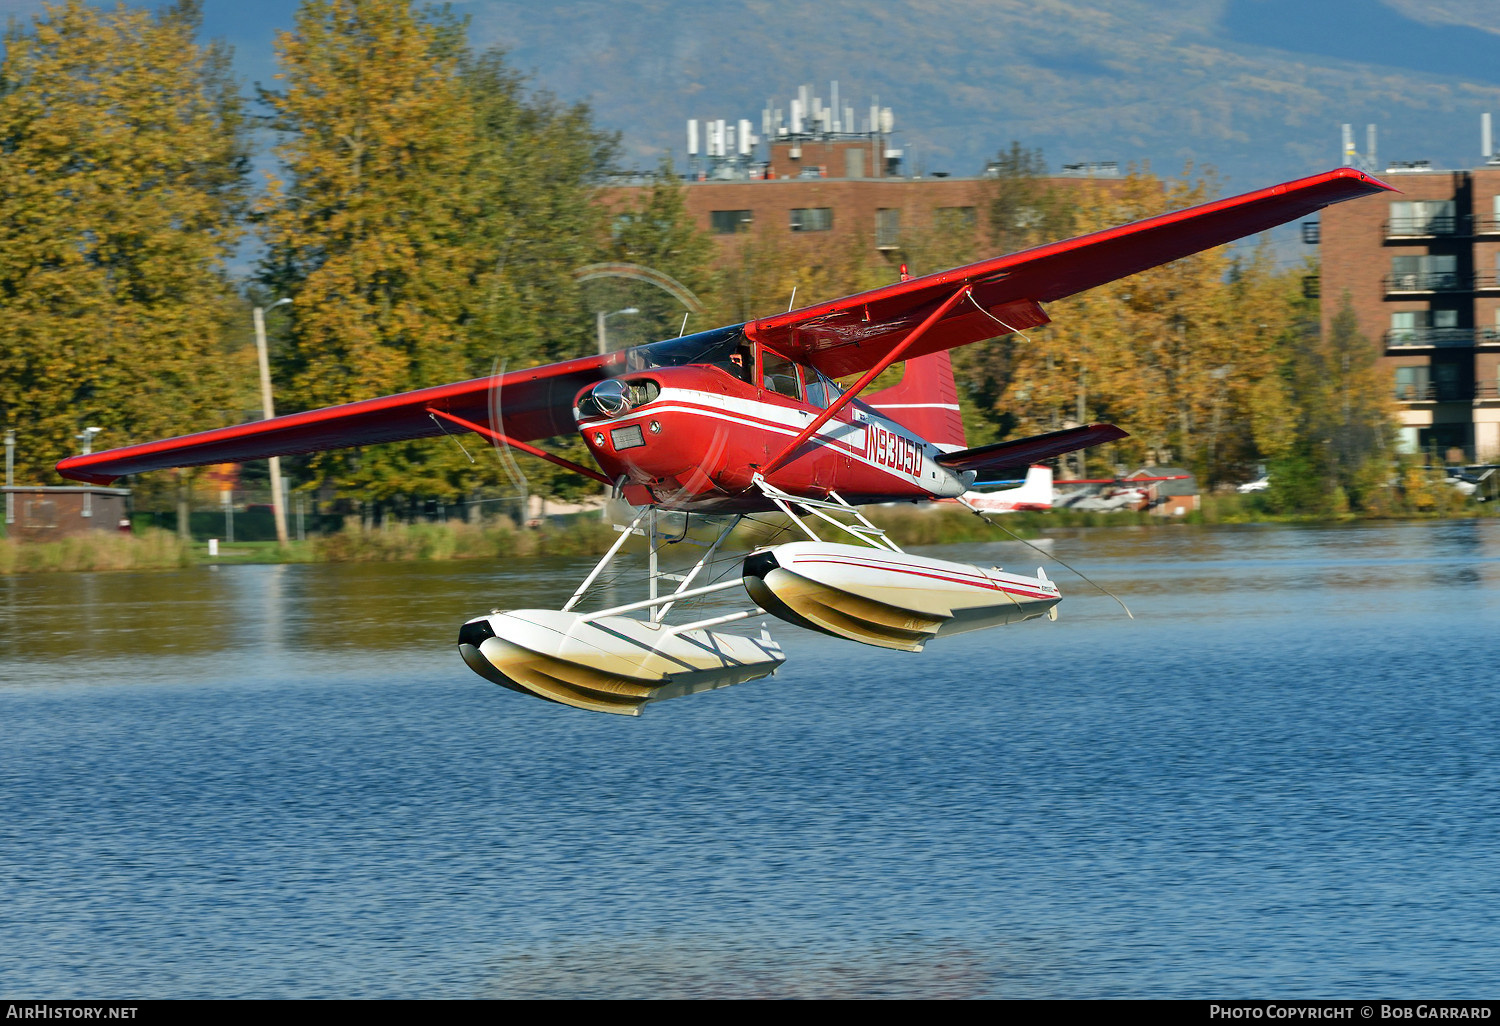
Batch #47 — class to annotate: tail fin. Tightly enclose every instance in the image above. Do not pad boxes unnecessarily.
[1008,465,1053,506]
[963,465,1053,512]
[866,351,966,451]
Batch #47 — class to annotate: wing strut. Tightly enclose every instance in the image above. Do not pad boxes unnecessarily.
[425,408,613,485]
[761,285,973,475]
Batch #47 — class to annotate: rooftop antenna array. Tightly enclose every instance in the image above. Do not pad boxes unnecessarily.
[761,83,900,177]
[686,114,761,180]
[687,83,902,181]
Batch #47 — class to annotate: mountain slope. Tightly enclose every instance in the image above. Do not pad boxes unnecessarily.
[467,0,1500,188]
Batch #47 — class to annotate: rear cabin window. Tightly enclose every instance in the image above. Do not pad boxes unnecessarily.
[760,351,802,400]
[804,368,843,409]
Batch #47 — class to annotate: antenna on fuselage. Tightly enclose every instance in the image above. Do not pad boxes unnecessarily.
[679,312,690,337]
[787,286,797,312]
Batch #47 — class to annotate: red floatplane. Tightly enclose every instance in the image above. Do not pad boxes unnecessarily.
[59,168,1392,714]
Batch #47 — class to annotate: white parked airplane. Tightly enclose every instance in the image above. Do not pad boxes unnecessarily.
[960,465,1053,513]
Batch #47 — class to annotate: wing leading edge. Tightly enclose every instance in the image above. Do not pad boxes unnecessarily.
[57,351,623,485]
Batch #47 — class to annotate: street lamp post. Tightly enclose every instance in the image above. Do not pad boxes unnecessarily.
[4,430,14,527]
[596,307,640,355]
[253,298,292,545]
[75,427,102,518]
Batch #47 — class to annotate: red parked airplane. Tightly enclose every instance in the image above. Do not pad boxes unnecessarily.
[59,168,1391,714]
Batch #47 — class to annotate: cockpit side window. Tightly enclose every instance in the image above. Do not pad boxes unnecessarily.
[760,349,802,401]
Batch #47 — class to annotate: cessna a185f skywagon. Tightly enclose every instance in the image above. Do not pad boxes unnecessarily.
[60,168,1392,714]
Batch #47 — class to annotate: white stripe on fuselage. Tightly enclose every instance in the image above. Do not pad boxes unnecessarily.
[595,386,966,495]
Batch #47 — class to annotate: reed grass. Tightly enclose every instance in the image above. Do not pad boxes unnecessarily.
[0,528,193,574]
[309,516,619,562]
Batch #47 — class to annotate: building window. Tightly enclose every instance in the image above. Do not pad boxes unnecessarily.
[22,498,57,529]
[789,207,833,232]
[1390,254,1457,290]
[876,208,901,250]
[1390,311,1418,343]
[935,206,977,231]
[710,210,753,234]
[1389,200,1456,235]
[1395,365,1430,400]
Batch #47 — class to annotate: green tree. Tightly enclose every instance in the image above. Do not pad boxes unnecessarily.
[0,0,250,485]
[981,142,1077,255]
[601,159,715,344]
[1266,294,1395,512]
[262,1,619,511]
[452,50,616,506]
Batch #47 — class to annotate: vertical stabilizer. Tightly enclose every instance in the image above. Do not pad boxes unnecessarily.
[963,464,1053,513]
[867,351,967,451]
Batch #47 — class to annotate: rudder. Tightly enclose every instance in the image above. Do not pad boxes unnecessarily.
[866,351,967,452]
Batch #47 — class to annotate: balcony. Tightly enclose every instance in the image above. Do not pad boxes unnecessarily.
[1384,215,1465,239]
[1473,273,1500,292]
[1384,328,1477,349]
[1473,217,1500,236]
[1384,272,1470,294]
[1394,383,1473,402]
[1477,383,1500,400]
[1301,220,1320,245]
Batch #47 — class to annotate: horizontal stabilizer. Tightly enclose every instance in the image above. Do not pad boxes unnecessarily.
[936,424,1128,482]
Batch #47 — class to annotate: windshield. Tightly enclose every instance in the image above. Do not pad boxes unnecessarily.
[626,324,748,371]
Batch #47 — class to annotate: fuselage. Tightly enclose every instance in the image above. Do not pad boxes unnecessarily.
[574,342,968,513]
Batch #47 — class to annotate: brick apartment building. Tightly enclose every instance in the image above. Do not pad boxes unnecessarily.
[1318,161,1500,462]
[601,137,1124,267]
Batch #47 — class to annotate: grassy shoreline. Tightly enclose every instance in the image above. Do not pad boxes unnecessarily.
[3,497,1495,574]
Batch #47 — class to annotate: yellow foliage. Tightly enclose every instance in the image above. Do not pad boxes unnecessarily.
[0,0,251,484]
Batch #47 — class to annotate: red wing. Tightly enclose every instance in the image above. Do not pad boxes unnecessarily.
[747,167,1394,380]
[58,168,1389,486]
[57,351,622,485]
[936,424,1130,481]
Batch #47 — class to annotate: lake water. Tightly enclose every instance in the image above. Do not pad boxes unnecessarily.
[2,520,1498,998]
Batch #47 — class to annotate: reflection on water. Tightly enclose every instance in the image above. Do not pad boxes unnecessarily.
[2,520,1498,997]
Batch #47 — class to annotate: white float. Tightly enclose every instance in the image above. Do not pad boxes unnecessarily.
[743,541,1060,651]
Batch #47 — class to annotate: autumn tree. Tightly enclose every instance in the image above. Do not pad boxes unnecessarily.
[994,166,1307,484]
[0,0,251,486]
[945,144,1079,447]
[258,0,478,510]
[260,1,619,511]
